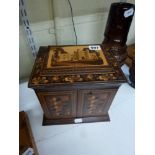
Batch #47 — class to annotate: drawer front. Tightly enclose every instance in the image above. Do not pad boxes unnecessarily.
[37,91,77,119]
[77,89,117,117]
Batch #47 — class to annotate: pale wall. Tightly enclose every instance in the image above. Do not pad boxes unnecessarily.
[19,0,135,80]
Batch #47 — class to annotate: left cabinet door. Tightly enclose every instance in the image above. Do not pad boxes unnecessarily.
[36,90,77,119]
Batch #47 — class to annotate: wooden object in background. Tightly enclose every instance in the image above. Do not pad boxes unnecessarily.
[28,45,126,125]
[102,2,135,65]
[125,44,135,68]
[129,60,135,88]
[19,111,38,155]
[125,44,135,88]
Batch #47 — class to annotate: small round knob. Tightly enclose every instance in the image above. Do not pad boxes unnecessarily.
[88,91,93,95]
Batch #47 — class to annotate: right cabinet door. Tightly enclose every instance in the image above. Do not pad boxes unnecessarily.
[77,89,117,117]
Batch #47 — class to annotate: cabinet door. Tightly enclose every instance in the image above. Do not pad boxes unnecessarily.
[37,91,77,119]
[77,89,117,117]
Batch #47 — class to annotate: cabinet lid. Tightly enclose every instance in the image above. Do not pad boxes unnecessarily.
[28,44,126,88]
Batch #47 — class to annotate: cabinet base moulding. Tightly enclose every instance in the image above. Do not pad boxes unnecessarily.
[42,114,110,126]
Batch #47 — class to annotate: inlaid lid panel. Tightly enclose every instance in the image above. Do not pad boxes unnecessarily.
[46,45,109,69]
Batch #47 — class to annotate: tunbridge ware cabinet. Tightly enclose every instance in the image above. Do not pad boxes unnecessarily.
[28,45,126,125]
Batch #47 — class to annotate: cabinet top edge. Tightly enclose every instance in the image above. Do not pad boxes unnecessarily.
[28,44,127,88]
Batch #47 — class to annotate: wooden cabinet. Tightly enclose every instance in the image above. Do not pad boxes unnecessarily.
[28,45,126,125]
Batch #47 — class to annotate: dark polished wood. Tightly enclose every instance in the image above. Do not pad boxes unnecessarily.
[129,60,135,88]
[43,115,110,125]
[19,111,38,155]
[77,89,117,117]
[125,44,135,88]
[36,90,77,119]
[102,2,135,65]
[125,44,135,68]
[28,44,126,125]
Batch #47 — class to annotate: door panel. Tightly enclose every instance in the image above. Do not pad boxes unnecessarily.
[37,90,77,119]
[77,89,117,117]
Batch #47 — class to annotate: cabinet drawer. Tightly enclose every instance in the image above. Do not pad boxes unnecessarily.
[77,89,117,117]
[37,90,77,119]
